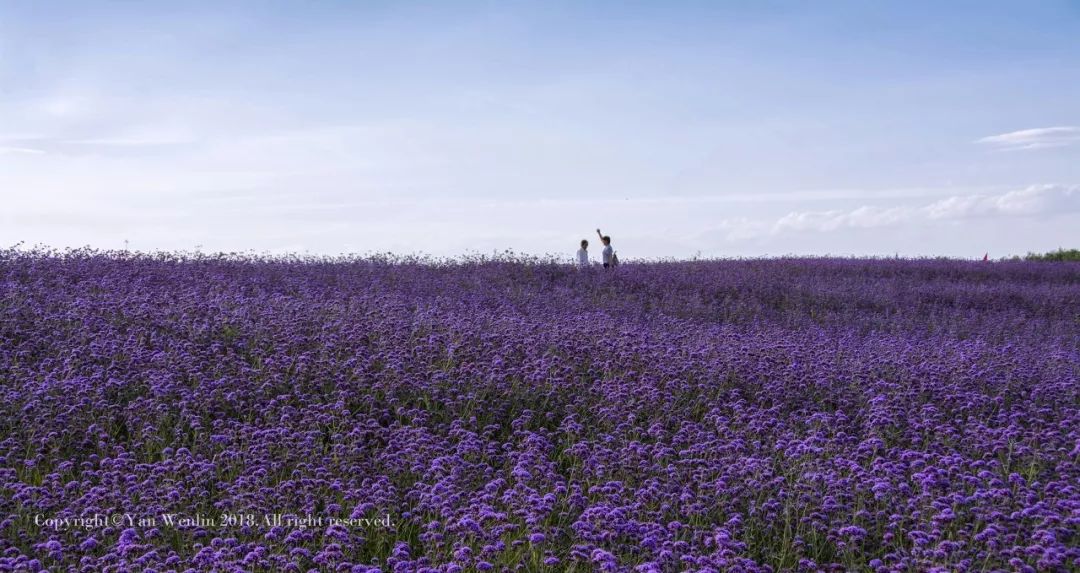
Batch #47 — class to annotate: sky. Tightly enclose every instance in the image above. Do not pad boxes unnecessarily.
[1,1,1078,260]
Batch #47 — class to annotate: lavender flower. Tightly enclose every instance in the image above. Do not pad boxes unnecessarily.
[0,249,1075,571]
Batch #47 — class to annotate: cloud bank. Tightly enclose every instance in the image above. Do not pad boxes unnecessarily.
[712,184,1080,240]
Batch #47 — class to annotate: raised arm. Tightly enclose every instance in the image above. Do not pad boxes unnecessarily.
[596,228,603,240]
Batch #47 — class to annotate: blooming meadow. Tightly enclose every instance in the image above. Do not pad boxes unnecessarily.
[1,249,1077,572]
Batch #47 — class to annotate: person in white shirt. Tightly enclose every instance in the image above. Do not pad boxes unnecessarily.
[596,228,615,269]
[576,239,590,268]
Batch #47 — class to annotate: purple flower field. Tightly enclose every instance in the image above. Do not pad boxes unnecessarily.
[1,249,1077,572]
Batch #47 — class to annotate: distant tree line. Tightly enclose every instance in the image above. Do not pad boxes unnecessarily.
[1016,248,1080,262]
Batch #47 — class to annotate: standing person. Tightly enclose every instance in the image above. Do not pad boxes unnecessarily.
[596,228,615,269]
[576,239,590,268]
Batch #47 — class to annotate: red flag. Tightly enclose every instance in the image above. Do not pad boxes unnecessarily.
[982,253,988,261]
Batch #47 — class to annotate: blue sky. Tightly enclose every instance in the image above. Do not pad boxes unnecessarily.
[1,1,1078,258]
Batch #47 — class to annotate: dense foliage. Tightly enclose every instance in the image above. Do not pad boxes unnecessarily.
[1024,248,1080,262]
[1,249,1077,572]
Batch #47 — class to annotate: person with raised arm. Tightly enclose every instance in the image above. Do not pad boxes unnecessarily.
[596,228,616,269]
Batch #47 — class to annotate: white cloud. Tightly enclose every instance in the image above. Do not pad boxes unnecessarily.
[844,205,913,228]
[63,135,194,147]
[0,146,46,155]
[994,184,1079,215]
[976,127,1080,150]
[773,210,846,233]
[708,218,774,241]
[33,95,97,119]
[923,184,1080,219]
[922,195,984,219]
[706,184,1080,242]
[772,205,914,234]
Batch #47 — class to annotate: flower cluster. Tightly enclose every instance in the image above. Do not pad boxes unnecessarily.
[0,249,1076,572]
